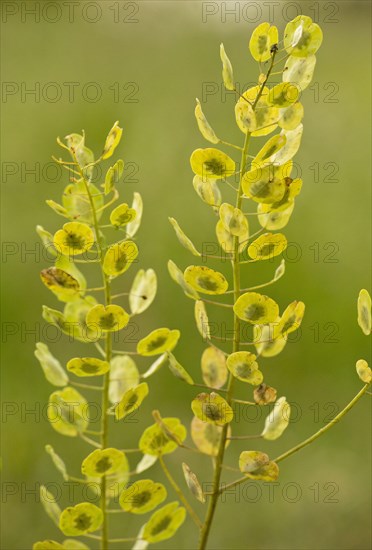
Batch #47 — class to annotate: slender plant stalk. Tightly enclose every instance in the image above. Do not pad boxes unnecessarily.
[73,152,111,550]
[159,456,202,528]
[198,50,277,550]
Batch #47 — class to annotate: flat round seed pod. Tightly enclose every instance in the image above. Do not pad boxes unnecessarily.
[184,265,228,295]
[143,502,186,544]
[191,416,231,456]
[190,148,235,180]
[234,292,279,324]
[86,304,129,333]
[191,392,233,426]
[249,22,279,62]
[139,417,187,456]
[54,222,94,256]
[103,241,138,277]
[137,328,180,356]
[110,203,136,227]
[81,448,127,477]
[59,503,103,536]
[119,479,167,514]
[226,351,263,385]
[115,382,149,420]
[284,15,323,57]
[66,357,110,377]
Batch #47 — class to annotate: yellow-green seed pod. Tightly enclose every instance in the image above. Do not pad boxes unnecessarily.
[115,382,149,420]
[66,357,110,377]
[135,453,158,474]
[249,22,279,62]
[220,43,235,91]
[110,203,136,227]
[35,343,69,387]
[234,101,257,134]
[357,289,371,335]
[139,418,187,456]
[219,203,248,237]
[248,233,288,261]
[40,485,61,527]
[137,328,180,356]
[55,254,86,294]
[283,55,316,91]
[46,199,69,218]
[216,219,248,255]
[59,503,103,536]
[143,501,186,543]
[258,202,294,230]
[191,392,233,426]
[63,180,104,224]
[191,415,231,456]
[109,355,139,404]
[262,396,291,440]
[284,15,323,57]
[253,383,278,405]
[267,82,300,108]
[45,445,69,481]
[274,259,286,281]
[234,292,279,324]
[201,346,227,389]
[226,351,263,385]
[239,450,269,473]
[169,218,201,256]
[81,448,127,477]
[119,479,167,514]
[184,265,228,295]
[278,300,305,336]
[194,99,219,144]
[62,296,99,343]
[36,225,57,257]
[195,300,211,340]
[356,359,372,384]
[268,125,303,165]
[168,259,200,300]
[241,460,279,482]
[261,177,302,212]
[278,102,304,131]
[64,132,94,176]
[102,121,123,160]
[33,542,64,550]
[86,304,129,333]
[242,163,290,204]
[190,148,235,180]
[254,323,287,357]
[168,353,194,385]
[170,362,191,392]
[129,269,157,315]
[253,135,287,166]
[239,86,278,137]
[105,159,124,195]
[182,463,206,503]
[103,241,139,277]
[54,222,94,256]
[193,176,221,209]
[47,386,88,437]
[126,192,143,238]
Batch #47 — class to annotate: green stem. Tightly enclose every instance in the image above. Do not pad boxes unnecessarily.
[72,150,112,550]
[159,456,202,528]
[198,48,277,550]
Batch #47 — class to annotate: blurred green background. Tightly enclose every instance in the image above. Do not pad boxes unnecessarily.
[1,1,371,549]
